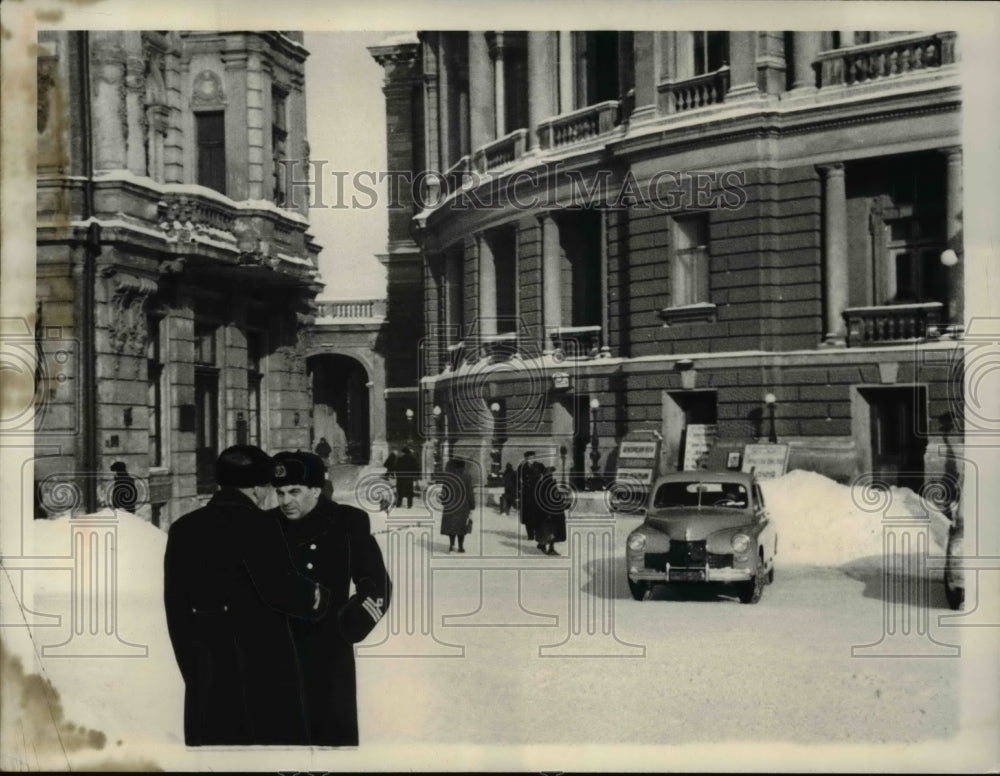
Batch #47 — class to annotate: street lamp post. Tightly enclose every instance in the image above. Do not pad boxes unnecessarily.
[405,407,414,447]
[432,405,443,474]
[588,397,601,490]
[489,401,502,484]
[764,393,777,443]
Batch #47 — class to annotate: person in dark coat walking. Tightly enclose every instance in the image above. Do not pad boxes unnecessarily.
[108,461,138,514]
[535,466,568,555]
[314,436,332,463]
[501,462,517,515]
[517,451,544,540]
[439,458,474,552]
[394,447,418,509]
[164,446,329,746]
[270,451,392,747]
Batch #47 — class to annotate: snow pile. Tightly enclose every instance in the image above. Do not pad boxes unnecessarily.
[761,469,949,566]
[1,510,185,770]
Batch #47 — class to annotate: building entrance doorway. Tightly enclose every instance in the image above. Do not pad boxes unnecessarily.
[309,354,371,465]
[859,386,927,492]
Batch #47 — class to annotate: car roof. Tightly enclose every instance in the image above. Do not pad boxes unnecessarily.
[651,471,757,488]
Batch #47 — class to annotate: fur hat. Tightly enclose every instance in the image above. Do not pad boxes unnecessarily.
[216,445,274,488]
[272,451,326,488]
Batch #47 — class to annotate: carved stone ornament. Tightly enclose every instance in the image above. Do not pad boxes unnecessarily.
[104,271,158,376]
[191,69,225,107]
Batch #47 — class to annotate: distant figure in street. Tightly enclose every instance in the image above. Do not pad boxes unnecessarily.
[501,462,517,515]
[109,461,137,514]
[164,445,329,746]
[440,458,474,553]
[314,437,332,464]
[535,466,567,556]
[383,449,398,482]
[517,451,544,541]
[269,451,392,747]
[394,447,418,509]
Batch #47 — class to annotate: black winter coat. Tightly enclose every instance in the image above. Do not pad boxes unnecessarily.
[163,489,329,746]
[270,497,392,746]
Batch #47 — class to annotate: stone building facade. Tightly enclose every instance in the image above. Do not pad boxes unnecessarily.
[35,31,321,526]
[371,31,964,491]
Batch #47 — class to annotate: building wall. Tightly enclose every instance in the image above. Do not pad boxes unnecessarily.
[372,30,964,491]
[35,31,319,527]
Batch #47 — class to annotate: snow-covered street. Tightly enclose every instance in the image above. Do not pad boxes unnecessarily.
[0,471,993,772]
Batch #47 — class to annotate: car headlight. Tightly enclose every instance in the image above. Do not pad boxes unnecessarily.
[628,533,646,552]
[731,534,751,554]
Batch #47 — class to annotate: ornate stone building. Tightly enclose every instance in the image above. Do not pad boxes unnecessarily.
[372,31,964,491]
[35,31,321,525]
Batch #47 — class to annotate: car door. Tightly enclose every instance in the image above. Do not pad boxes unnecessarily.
[753,482,776,567]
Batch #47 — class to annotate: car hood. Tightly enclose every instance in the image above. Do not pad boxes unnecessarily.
[645,509,752,540]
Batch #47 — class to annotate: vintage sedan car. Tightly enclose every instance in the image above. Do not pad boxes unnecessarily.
[625,471,777,604]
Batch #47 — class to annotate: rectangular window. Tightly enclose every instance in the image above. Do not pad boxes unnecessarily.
[146,315,165,468]
[196,111,226,195]
[693,32,728,75]
[271,89,288,206]
[195,368,219,494]
[672,215,710,307]
[491,228,518,334]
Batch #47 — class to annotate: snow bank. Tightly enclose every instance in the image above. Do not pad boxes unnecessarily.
[761,469,949,566]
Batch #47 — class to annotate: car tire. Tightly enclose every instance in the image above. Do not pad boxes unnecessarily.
[738,561,764,604]
[628,578,650,601]
[944,562,964,610]
[766,564,774,585]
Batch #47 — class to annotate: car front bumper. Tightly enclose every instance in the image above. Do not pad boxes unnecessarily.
[628,565,754,583]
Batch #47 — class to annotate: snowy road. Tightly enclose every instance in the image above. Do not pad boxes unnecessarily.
[2,471,991,772]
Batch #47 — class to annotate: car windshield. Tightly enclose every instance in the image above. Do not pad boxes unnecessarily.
[652,481,749,509]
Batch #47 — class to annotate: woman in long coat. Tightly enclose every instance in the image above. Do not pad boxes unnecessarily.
[535,466,567,555]
[440,458,474,552]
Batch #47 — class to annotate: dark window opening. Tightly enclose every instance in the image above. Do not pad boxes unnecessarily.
[490,227,518,334]
[693,31,728,75]
[272,89,288,205]
[196,111,226,195]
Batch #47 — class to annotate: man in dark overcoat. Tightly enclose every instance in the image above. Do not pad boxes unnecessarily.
[270,451,392,747]
[164,445,330,746]
[517,451,544,540]
[394,446,418,509]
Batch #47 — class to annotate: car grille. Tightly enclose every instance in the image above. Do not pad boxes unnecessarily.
[644,541,733,570]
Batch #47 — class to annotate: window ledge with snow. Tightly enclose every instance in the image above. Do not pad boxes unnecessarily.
[659,303,717,325]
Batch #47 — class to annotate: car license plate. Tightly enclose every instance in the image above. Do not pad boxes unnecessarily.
[669,569,705,582]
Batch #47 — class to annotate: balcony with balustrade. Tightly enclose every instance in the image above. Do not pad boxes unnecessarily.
[842,302,945,347]
[537,101,621,151]
[657,66,731,115]
[815,32,957,90]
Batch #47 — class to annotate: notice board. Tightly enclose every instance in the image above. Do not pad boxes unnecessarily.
[741,443,790,479]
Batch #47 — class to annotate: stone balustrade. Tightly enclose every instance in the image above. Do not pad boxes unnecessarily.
[537,101,619,150]
[315,298,387,321]
[473,129,528,173]
[842,302,944,346]
[815,32,957,88]
[658,67,731,114]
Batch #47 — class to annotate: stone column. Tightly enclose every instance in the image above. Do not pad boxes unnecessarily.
[943,146,964,326]
[527,32,555,151]
[489,33,506,137]
[727,31,758,100]
[792,31,823,89]
[631,32,658,121]
[90,32,128,171]
[123,35,147,176]
[558,31,575,113]
[819,163,848,344]
[541,213,562,351]
[437,34,452,170]
[468,32,493,152]
[477,233,497,337]
[755,32,786,96]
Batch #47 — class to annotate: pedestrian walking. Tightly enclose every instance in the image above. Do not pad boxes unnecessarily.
[517,451,544,541]
[163,445,329,746]
[500,462,517,515]
[108,461,138,513]
[314,436,332,463]
[394,446,418,509]
[440,458,474,553]
[270,451,392,747]
[535,466,567,556]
